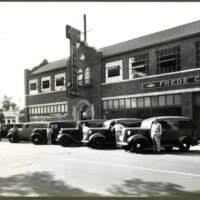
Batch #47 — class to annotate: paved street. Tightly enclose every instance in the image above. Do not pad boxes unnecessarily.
[0,140,200,197]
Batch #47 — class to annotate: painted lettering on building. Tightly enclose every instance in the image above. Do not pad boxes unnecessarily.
[142,75,200,90]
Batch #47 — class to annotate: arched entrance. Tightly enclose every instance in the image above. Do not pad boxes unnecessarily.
[72,99,95,121]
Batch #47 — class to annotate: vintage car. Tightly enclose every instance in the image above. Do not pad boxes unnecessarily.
[0,123,23,138]
[82,118,142,149]
[57,119,105,147]
[7,122,49,143]
[117,116,199,153]
[31,120,77,145]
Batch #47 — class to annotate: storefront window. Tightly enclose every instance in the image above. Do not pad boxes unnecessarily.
[159,96,166,106]
[125,99,131,108]
[119,99,125,109]
[113,100,119,109]
[131,98,137,108]
[138,98,144,107]
[108,100,113,109]
[144,97,151,107]
[174,94,181,105]
[166,95,173,106]
[103,101,108,110]
[152,96,159,107]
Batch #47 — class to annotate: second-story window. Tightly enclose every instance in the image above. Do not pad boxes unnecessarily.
[129,54,149,79]
[41,76,51,93]
[29,79,38,95]
[84,67,91,84]
[156,46,180,74]
[196,42,200,68]
[105,60,123,83]
[55,73,65,91]
[78,69,83,85]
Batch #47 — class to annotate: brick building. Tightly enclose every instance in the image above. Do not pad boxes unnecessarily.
[24,20,200,137]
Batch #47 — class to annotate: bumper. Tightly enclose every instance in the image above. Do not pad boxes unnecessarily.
[81,140,89,144]
[116,142,128,146]
[191,139,199,146]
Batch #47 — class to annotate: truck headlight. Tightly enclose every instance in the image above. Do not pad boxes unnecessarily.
[127,130,131,136]
[88,130,92,135]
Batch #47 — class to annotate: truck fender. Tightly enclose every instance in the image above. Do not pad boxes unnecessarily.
[31,133,45,140]
[179,135,192,144]
[59,134,79,143]
[127,134,149,146]
[7,132,13,138]
[89,133,105,142]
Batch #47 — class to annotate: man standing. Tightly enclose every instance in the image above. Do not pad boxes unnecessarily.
[111,121,125,143]
[151,118,162,153]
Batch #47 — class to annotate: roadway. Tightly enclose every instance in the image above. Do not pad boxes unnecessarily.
[0,140,200,197]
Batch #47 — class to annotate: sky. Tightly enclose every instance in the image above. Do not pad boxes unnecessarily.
[0,1,200,108]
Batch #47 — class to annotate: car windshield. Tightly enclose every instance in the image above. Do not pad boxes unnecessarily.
[117,120,141,127]
[141,119,153,129]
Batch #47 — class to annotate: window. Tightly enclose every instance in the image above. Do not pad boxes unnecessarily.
[108,100,113,109]
[61,105,65,113]
[196,42,200,68]
[78,69,83,85]
[131,98,137,108]
[166,95,173,106]
[84,67,91,84]
[129,54,149,79]
[103,101,108,110]
[174,94,181,105]
[105,60,123,83]
[144,97,151,107]
[43,80,50,89]
[113,100,119,109]
[152,96,159,107]
[55,73,65,91]
[157,47,180,74]
[41,76,51,92]
[138,98,144,108]
[119,99,125,109]
[125,99,131,108]
[29,79,38,95]
[159,96,166,106]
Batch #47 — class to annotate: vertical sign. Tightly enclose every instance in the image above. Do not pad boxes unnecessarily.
[66,25,81,97]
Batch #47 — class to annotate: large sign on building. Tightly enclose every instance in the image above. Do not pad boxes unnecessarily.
[142,75,200,90]
[66,25,81,97]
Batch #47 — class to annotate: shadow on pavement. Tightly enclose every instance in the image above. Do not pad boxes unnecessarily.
[0,171,101,197]
[137,149,200,156]
[108,178,200,197]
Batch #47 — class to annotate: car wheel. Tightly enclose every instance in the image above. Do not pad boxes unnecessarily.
[179,139,190,152]
[59,136,71,147]
[129,139,145,153]
[32,135,42,145]
[9,135,19,143]
[90,137,104,149]
[164,146,173,152]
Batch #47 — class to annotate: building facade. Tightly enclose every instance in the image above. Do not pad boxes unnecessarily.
[24,42,102,122]
[24,20,200,138]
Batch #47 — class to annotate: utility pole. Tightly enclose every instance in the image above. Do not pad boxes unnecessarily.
[84,14,87,43]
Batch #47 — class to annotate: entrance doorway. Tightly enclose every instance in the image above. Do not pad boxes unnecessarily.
[73,99,94,121]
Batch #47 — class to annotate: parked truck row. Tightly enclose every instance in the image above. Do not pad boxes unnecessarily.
[1,116,199,153]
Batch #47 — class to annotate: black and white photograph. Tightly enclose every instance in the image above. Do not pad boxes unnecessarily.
[1,1,200,198]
